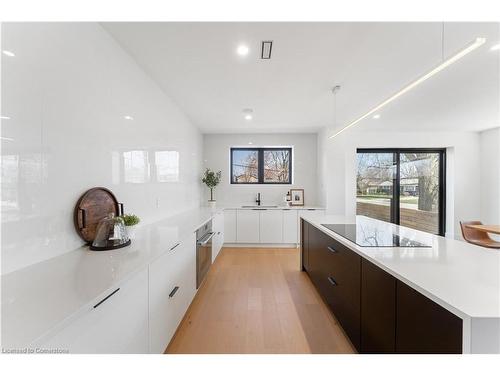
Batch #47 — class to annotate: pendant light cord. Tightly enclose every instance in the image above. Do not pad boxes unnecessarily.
[441,22,445,62]
[332,85,340,129]
[334,89,337,127]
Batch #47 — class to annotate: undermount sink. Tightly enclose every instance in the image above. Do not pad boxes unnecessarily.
[241,205,279,208]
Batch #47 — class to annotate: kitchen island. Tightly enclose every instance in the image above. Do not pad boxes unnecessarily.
[299,212,500,354]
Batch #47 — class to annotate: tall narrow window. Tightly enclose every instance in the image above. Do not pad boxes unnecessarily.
[357,149,446,236]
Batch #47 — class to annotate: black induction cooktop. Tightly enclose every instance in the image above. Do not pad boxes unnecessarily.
[321,224,431,247]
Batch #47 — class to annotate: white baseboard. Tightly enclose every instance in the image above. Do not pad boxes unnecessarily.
[223,243,298,248]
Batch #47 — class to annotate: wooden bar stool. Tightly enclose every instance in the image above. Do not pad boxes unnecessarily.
[460,221,500,249]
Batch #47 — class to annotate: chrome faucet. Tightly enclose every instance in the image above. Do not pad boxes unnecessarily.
[256,193,261,206]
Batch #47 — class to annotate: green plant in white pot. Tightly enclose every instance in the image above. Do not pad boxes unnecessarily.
[121,214,140,240]
[202,168,221,209]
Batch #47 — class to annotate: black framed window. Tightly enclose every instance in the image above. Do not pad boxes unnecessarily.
[357,148,446,236]
[231,147,292,184]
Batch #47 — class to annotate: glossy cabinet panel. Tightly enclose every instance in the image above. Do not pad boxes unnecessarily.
[212,211,224,261]
[361,258,396,353]
[301,219,310,271]
[283,209,298,243]
[149,233,196,353]
[223,209,237,243]
[225,208,317,245]
[396,280,462,354]
[38,268,149,354]
[259,210,283,243]
[236,210,260,243]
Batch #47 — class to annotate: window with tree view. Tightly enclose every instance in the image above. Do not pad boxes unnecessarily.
[231,148,292,184]
[356,149,445,236]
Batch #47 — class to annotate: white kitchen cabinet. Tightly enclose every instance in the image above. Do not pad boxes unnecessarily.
[236,209,260,243]
[224,209,237,243]
[39,268,149,354]
[149,233,196,353]
[259,210,283,243]
[212,211,224,261]
[283,209,299,244]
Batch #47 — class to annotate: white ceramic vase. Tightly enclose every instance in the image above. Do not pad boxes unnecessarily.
[208,200,216,210]
[126,225,137,240]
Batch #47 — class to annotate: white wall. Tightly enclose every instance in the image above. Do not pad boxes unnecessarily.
[1,23,202,274]
[317,127,483,239]
[479,128,500,225]
[203,133,318,206]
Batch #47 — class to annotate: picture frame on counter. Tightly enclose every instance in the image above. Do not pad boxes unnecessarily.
[290,189,304,206]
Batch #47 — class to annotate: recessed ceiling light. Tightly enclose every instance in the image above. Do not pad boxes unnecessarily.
[242,108,253,120]
[372,114,381,119]
[1,136,14,141]
[490,43,500,51]
[2,50,15,57]
[1,115,11,120]
[248,141,253,145]
[124,115,134,120]
[236,44,249,56]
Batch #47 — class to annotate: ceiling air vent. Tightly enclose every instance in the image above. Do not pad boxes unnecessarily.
[261,41,273,59]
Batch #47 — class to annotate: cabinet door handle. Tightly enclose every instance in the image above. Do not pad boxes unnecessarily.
[327,246,338,253]
[93,288,120,308]
[169,286,180,298]
[327,277,338,286]
[169,243,180,251]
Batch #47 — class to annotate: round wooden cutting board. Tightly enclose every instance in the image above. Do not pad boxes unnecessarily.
[74,187,120,244]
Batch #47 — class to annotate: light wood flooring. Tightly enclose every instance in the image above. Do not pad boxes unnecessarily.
[166,247,356,354]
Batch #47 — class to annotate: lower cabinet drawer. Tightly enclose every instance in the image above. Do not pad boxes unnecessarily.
[306,224,361,351]
[37,268,149,354]
[322,260,361,351]
[149,234,196,353]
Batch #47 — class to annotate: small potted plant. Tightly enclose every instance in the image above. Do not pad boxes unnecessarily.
[202,168,221,209]
[121,214,141,239]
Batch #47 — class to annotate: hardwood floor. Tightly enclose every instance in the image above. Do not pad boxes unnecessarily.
[166,247,356,354]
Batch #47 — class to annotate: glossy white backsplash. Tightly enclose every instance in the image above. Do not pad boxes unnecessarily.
[1,23,203,274]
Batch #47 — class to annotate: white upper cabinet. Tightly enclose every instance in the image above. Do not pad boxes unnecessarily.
[236,210,260,243]
[259,210,283,243]
[224,209,237,243]
[283,209,299,243]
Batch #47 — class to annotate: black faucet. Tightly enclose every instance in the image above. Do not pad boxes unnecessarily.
[256,193,261,206]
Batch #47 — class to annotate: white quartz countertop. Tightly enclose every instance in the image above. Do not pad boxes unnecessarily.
[1,207,221,348]
[221,205,325,210]
[300,212,500,319]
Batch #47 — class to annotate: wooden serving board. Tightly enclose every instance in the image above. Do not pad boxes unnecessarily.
[74,187,121,243]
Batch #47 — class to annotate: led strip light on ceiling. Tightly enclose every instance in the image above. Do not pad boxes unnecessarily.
[329,37,486,139]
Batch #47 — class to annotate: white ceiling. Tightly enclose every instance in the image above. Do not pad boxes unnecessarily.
[102,22,499,134]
